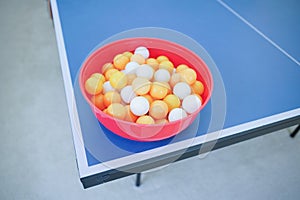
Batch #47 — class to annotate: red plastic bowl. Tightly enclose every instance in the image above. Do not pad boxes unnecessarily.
[79,38,213,141]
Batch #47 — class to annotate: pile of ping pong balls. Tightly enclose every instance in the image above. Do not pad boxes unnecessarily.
[84,46,205,125]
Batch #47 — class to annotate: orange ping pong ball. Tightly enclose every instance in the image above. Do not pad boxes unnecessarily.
[113,54,123,62]
[146,58,159,70]
[132,77,151,95]
[150,82,169,99]
[156,55,169,63]
[91,94,105,110]
[122,51,133,59]
[130,54,145,64]
[176,64,189,73]
[91,73,105,83]
[113,55,129,70]
[107,103,126,120]
[101,63,114,74]
[85,76,103,95]
[109,71,128,90]
[191,80,205,95]
[124,105,138,122]
[180,68,197,85]
[136,115,155,124]
[105,68,118,80]
[104,91,121,107]
[159,60,174,74]
[163,94,181,111]
[149,100,169,120]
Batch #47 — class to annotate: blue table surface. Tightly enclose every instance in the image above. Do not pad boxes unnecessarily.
[56,0,300,166]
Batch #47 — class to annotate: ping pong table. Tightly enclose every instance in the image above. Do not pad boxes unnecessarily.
[50,0,300,188]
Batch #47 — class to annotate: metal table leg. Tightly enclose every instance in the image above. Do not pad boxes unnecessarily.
[135,173,141,187]
[290,125,300,138]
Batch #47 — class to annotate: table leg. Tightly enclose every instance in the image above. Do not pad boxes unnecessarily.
[135,173,141,187]
[290,125,300,138]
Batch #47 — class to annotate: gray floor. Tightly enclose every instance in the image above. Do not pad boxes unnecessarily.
[0,0,299,199]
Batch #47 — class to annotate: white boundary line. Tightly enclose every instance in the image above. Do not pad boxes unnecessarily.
[51,0,300,179]
[50,0,90,177]
[217,0,300,66]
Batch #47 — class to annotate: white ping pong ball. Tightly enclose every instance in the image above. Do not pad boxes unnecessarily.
[103,81,115,94]
[154,69,170,82]
[120,85,136,104]
[173,82,191,100]
[124,61,139,74]
[134,46,150,59]
[168,108,187,122]
[130,96,150,116]
[136,64,154,80]
[182,94,202,114]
